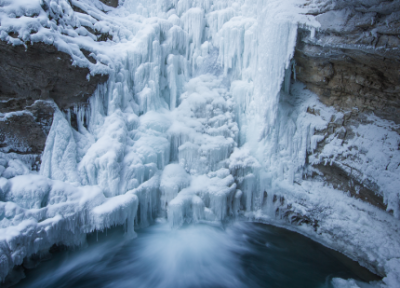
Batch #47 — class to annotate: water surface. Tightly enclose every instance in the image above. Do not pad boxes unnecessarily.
[16,221,380,288]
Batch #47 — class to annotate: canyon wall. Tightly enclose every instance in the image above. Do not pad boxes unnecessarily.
[296,0,400,123]
[294,0,400,212]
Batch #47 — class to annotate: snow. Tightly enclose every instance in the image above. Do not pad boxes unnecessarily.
[1,160,30,179]
[1,0,400,286]
[309,113,400,217]
[0,175,138,281]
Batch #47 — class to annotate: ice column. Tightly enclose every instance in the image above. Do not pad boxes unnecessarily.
[40,110,81,184]
[253,6,298,136]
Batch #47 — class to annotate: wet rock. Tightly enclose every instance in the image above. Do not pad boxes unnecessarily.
[276,203,320,232]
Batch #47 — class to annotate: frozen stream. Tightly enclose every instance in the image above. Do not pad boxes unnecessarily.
[15,222,379,288]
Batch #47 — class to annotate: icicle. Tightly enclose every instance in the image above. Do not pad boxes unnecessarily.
[292,60,296,81]
[283,59,295,94]
[67,109,71,126]
[283,64,291,94]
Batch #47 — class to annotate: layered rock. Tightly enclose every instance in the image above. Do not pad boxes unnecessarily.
[306,109,389,211]
[0,41,108,160]
[296,0,400,124]
[295,0,400,211]
[0,41,107,113]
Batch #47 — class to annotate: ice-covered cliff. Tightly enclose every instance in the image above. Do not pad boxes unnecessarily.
[0,0,400,287]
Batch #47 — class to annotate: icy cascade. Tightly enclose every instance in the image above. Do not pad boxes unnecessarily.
[0,2,310,278]
[247,0,298,139]
[35,0,312,230]
[1,0,400,287]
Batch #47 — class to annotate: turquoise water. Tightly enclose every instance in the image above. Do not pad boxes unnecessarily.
[15,222,380,288]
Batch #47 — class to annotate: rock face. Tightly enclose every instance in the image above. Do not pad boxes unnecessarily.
[0,41,107,112]
[0,41,108,159]
[99,0,119,8]
[0,101,54,157]
[307,109,388,210]
[295,0,400,211]
[296,0,400,124]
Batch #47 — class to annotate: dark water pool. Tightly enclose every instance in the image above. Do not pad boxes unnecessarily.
[15,221,380,288]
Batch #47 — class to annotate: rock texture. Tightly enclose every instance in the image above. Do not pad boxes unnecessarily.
[99,0,119,8]
[0,41,108,159]
[306,109,387,210]
[0,101,54,155]
[0,41,107,111]
[296,0,400,211]
[296,0,400,124]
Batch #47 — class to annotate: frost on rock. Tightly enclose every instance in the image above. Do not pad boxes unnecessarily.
[1,0,400,287]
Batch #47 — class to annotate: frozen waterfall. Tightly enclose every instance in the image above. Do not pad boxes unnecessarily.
[2,0,400,286]
[36,0,311,230]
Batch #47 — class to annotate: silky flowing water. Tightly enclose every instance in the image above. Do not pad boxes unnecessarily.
[14,222,379,288]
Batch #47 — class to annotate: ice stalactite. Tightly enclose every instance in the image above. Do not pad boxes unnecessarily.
[254,12,298,132]
[166,54,188,110]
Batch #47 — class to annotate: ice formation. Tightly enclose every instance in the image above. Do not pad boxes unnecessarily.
[1,0,400,286]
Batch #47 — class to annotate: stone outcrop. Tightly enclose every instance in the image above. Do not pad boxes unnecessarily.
[0,41,108,160]
[296,0,400,124]
[0,41,107,112]
[295,0,400,211]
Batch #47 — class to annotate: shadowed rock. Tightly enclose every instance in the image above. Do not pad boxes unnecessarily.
[0,41,108,111]
[99,0,119,8]
[0,41,108,158]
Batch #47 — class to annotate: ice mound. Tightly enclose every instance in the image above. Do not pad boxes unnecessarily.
[0,174,138,282]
